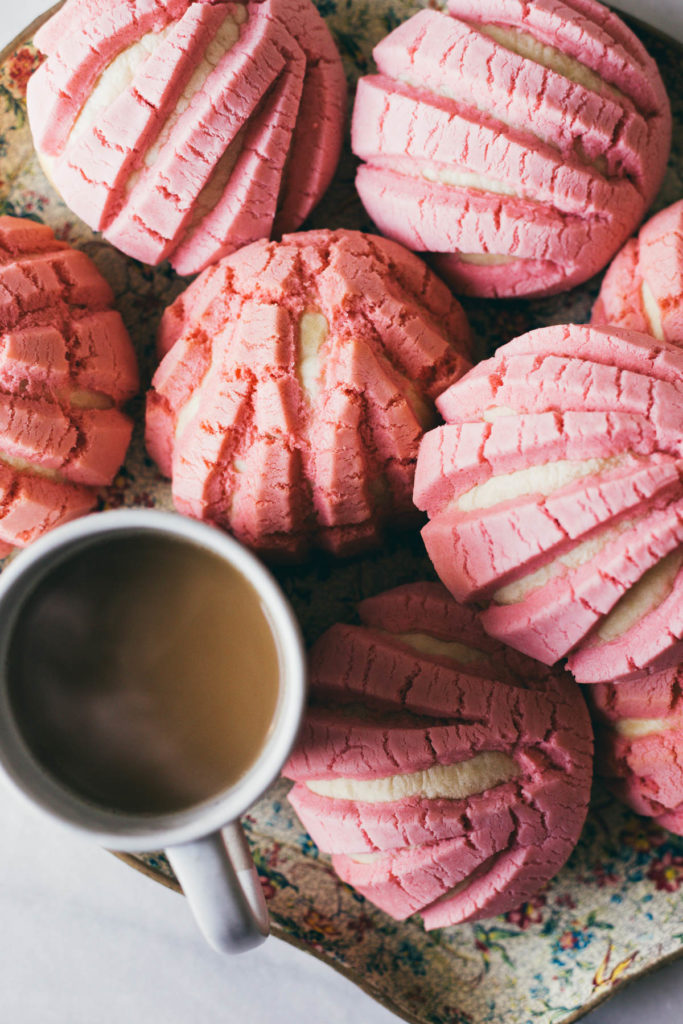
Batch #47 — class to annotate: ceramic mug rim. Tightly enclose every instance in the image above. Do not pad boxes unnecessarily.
[0,509,307,851]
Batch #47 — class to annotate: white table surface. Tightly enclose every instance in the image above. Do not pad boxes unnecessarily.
[2,3,683,1023]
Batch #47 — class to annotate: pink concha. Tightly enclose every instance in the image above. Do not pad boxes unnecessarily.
[587,666,683,836]
[145,230,472,559]
[27,0,346,275]
[283,582,593,927]
[415,323,683,685]
[592,199,683,347]
[351,0,671,298]
[0,216,138,551]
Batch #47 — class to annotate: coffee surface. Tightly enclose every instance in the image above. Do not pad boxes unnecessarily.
[8,534,281,814]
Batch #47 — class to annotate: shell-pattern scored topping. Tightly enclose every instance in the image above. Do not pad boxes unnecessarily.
[146,230,472,558]
[592,199,683,348]
[351,0,671,298]
[415,323,683,685]
[283,582,593,928]
[0,216,138,553]
[588,665,683,836]
[27,0,346,275]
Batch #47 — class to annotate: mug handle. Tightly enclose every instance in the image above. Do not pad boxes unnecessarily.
[166,821,270,954]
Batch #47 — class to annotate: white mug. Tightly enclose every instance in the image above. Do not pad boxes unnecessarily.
[0,510,307,954]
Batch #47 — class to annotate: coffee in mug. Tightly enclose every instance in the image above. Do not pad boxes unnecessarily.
[8,533,281,815]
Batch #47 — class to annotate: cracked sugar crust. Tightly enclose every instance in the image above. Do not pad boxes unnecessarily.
[587,664,683,835]
[351,0,671,298]
[27,0,346,275]
[283,581,593,928]
[0,216,138,552]
[145,229,472,559]
[592,199,683,348]
[415,323,683,685]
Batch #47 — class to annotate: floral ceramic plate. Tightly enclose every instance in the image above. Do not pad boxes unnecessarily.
[2,4,683,1023]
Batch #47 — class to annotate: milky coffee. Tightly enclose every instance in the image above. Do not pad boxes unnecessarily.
[8,534,281,815]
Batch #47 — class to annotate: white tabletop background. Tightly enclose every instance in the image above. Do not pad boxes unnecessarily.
[2,2,683,1022]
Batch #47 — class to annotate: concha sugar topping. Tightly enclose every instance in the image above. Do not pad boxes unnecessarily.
[0,216,137,554]
[28,0,346,275]
[592,199,683,347]
[588,666,683,836]
[415,324,683,684]
[146,229,472,558]
[352,0,671,298]
[284,582,593,927]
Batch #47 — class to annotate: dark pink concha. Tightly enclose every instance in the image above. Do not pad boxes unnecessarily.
[351,0,671,299]
[0,216,138,555]
[283,582,593,928]
[588,667,683,836]
[146,229,472,558]
[592,199,683,347]
[414,323,683,685]
[27,0,346,275]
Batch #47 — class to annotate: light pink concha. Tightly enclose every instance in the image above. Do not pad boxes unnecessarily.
[351,0,671,299]
[145,229,472,558]
[27,0,346,276]
[283,582,593,927]
[592,199,683,346]
[588,667,683,836]
[0,216,138,555]
[415,324,683,685]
